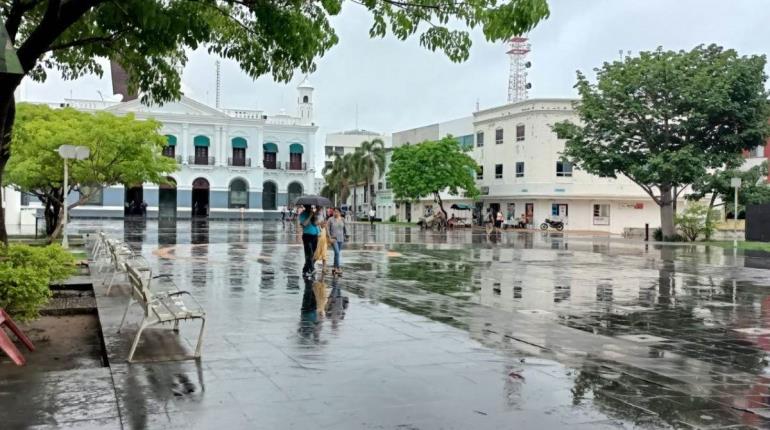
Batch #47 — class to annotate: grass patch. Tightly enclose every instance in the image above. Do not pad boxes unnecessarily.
[703,240,770,253]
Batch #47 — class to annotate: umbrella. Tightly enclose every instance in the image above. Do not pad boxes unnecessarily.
[294,195,332,207]
[1,24,23,75]
[451,203,473,210]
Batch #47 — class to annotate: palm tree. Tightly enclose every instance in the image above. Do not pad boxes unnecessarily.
[354,138,386,212]
[322,152,357,208]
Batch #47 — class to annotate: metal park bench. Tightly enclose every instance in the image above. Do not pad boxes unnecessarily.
[103,238,147,296]
[118,260,206,362]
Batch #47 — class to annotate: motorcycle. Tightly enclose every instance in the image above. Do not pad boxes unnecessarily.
[540,218,564,231]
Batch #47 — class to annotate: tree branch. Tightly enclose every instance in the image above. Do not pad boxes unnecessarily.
[624,174,661,205]
[4,0,42,41]
[49,31,127,51]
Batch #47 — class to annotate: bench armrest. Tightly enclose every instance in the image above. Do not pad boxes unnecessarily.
[166,290,205,309]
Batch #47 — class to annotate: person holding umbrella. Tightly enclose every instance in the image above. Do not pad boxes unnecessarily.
[295,195,332,279]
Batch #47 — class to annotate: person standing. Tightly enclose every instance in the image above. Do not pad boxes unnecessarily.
[328,208,347,276]
[368,207,376,226]
[300,205,320,279]
[495,209,504,233]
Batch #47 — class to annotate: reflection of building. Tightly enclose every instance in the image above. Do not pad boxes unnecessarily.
[12,79,317,221]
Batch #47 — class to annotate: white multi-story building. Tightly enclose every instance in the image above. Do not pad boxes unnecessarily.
[473,98,662,234]
[324,129,390,171]
[5,79,318,225]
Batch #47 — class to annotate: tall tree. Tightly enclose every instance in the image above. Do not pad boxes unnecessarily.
[553,45,770,238]
[322,152,355,207]
[5,103,176,239]
[355,138,386,210]
[387,137,479,218]
[0,0,550,243]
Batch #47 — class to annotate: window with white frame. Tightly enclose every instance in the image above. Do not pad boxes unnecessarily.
[515,162,524,178]
[476,166,484,180]
[495,164,503,179]
[476,131,484,147]
[556,161,573,177]
[593,204,610,225]
[752,145,765,158]
[495,128,503,144]
[516,124,525,141]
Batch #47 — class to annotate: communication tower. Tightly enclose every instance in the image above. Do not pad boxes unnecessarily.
[507,36,532,103]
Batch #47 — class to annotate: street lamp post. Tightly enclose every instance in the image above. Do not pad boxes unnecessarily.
[730,177,742,250]
[56,145,90,249]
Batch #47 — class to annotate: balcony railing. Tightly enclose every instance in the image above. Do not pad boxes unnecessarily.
[263,159,277,170]
[188,156,215,166]
[227,157,251,167]
[286,161,307,171]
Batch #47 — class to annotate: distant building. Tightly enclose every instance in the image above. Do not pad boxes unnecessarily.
[5,79,318,225]
[472,98,661,234]
[323,129,390,171]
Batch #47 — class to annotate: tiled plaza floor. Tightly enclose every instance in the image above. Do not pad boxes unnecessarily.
[3,219,770,429]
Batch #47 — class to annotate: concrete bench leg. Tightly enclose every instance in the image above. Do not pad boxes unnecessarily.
[194,317,206,359]
[127,320,150,363]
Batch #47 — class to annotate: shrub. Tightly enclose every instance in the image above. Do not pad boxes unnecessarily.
[675,203,718,242]
[653,227,663,242]
[389,215,398,223]
[0,245,76,321]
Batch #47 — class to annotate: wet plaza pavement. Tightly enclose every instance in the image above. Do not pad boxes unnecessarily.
[4,220,770,429]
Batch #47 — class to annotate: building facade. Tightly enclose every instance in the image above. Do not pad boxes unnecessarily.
[472,99,661,234]
[6,80,318,225]
[324,130,391,171]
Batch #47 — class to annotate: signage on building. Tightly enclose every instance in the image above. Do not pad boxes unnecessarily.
[634,202,644,209]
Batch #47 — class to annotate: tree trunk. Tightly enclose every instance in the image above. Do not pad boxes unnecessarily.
[0,88,18,245]
[364,180,369,210]
[659,185,675,239]
[435,192,447,218]
[705,192,718,240]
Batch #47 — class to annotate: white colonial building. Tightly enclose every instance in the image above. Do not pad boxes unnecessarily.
[7,79,318,224]
[472,98,663,234]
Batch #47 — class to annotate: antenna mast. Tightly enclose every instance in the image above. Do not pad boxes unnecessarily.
[507,36,531,103]
[215,60,221,109]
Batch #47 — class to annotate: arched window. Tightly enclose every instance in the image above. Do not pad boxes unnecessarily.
[287,182,303,206]
[302,95,309,103]
[229,178,249,208]
[289,143,304,170]
[263,142,278,169]
[262,182,277,210]
[163,135,176,158]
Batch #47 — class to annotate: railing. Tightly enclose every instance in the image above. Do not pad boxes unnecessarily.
[227,157,251,167]
[188,156,215,166]
[286,162,307,171]
[263,159,277,170]
[222,109,264,120]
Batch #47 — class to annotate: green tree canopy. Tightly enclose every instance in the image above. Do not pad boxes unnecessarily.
[387,136,479,216]
[0,0,550,243]
[689,160,770,215]
[553,45,770,238]
[5,103,177,238]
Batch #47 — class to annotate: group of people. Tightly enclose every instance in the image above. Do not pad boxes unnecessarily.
[298,205,348,279]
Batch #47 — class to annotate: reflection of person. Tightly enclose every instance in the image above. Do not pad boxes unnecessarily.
[141,200,148,217]
[326,278,349,330]
[300,205,320,279]
[328,208,346,276]
[313,280,328,318]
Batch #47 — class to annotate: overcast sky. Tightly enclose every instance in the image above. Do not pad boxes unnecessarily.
[21,0,770,142]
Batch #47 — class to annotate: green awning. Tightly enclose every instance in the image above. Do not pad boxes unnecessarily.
[1,24,23,75]
[289,143,304,154]
[165,135,177,147]
[232,137,247,149]
[263,142,278,153]
[194,135,210,147]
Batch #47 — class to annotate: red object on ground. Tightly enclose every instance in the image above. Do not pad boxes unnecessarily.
[0,308,35,366]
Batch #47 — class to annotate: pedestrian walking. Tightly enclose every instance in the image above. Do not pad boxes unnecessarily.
[495,210,504,233]
[313,219,331,275]
[369,207,376,226]
[299,205,320,279]
[328,208,347,276]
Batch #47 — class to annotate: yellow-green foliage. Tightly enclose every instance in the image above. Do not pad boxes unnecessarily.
[0,245,76,321]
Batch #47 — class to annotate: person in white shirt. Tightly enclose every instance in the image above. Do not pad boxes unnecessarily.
[368,208,376,226]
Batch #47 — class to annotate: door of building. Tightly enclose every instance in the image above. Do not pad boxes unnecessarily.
[525,203,534,225]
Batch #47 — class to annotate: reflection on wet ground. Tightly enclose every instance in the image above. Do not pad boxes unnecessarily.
[4,218,770,429]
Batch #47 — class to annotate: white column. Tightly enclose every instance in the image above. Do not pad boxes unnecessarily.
[219,126,227,166]
[181,123,189,163]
